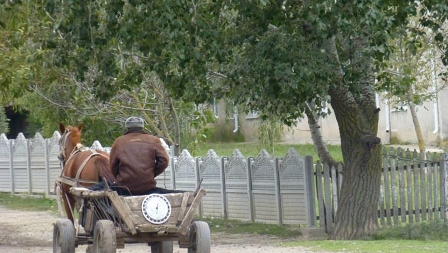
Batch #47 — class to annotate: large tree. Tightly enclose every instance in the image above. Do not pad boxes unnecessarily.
[205,1,447,239]
[3,0,447,239]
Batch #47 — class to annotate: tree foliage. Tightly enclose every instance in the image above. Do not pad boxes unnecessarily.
[2,0,448,240]
[1,0,216,147]
[204,0,448,239]
[0,107,8,134]
[376,6,448,152]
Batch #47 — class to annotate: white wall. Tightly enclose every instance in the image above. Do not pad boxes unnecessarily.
[227,89,448,146]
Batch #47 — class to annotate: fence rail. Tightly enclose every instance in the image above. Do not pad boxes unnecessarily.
[1,132,447,232]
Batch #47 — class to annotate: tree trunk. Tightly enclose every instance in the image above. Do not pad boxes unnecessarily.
[407,87,425,153]
[327,36,382,239]
[304,102,338,168]
[329,83,382,239]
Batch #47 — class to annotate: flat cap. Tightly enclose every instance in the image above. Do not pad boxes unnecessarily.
[125,117,144,128]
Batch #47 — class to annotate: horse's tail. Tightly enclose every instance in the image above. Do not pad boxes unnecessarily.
[95,158,116,183]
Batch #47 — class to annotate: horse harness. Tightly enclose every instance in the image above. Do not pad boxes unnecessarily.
[56,128,109,187]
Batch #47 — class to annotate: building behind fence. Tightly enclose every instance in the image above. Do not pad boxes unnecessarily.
[0,132,447,233]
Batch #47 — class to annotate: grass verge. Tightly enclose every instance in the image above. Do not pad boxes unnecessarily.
[190,142,344,162]
[0,192,58,213]
[286,220,448,252]
[285,239,448,253]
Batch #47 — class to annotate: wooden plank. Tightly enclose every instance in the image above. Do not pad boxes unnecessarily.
[413,150,420,222]
[379,149,387,226]
[390,149,398,225]
[177,192,191,224]
[323,163,332,234]
[178,188,206,235]
[135,224,179,233]
[70,187,105,196]
[440,154,447,223]
[384,149,391,225]
[427,152,433,220]
[420,152,427,221]
[397,148,406,222]
[315,162,325,230]
[107,191,137,234]
[406,150,414,223]
[330,166,338,213]
[433,153,440,219]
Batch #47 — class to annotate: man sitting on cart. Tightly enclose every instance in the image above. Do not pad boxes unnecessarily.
[108,116,173,195]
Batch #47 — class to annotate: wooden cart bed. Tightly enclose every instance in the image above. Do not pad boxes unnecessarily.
[69,187,206,236]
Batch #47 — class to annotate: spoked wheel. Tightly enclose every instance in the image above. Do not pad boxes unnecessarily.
[188,221,211,253]
[92,220,117,253]
[53,219,75,253]
[150,241,174,253]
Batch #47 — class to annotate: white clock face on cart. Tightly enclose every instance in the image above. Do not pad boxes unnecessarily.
[141,194,172,224]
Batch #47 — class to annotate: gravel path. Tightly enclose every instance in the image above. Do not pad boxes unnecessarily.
[0,206,325,253]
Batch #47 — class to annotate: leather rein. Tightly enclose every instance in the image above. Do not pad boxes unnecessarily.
[56,128,109,187]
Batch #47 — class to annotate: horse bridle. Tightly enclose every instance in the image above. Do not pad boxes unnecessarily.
[58,129,71,167]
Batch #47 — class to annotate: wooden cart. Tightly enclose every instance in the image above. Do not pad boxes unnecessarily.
[52,185,210,253]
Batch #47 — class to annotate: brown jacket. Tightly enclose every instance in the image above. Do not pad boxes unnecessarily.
[110,129,169,194]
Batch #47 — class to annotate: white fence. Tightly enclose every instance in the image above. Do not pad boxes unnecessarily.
[0,132,316,227]
[2,132,448,232]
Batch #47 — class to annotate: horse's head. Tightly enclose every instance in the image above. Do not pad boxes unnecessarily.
[58,122,84,164]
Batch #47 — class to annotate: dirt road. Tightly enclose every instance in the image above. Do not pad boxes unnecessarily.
[0,206,325,253]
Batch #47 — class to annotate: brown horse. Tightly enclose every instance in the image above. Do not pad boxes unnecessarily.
[55,123,115,224]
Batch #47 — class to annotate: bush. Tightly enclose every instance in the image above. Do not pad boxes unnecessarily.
[0,107,9,135]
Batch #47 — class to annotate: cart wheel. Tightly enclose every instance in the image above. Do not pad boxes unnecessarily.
[53,219,75,253]
[150,241,173,253]
[93,220,117,253]
[188,221,211,253]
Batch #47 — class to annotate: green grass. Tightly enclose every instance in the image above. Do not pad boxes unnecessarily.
[285,240,448,253]
[189,142,344,162]
[285,221,448,252]
[0,192,58,213]
[372,221,448,241]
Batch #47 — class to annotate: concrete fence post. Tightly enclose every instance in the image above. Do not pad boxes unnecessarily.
[220,157,228,219]
[26,139,32,194]
[9,141,14,194]
[247,157,255,223]
[304,155,317,228]
[45,139,51,196]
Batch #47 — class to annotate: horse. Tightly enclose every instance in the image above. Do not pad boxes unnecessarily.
[55,122,116,224]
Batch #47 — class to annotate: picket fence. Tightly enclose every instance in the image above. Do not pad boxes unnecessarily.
[1,132,448,232]
[316,148,448,233]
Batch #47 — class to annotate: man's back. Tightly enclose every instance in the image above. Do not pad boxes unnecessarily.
[110,131,169,195]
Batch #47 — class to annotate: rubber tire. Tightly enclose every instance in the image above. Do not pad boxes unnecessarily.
[150,241,174,253]
[93,220,117,253]
[53,218,75,253]
[188,221,211,253]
